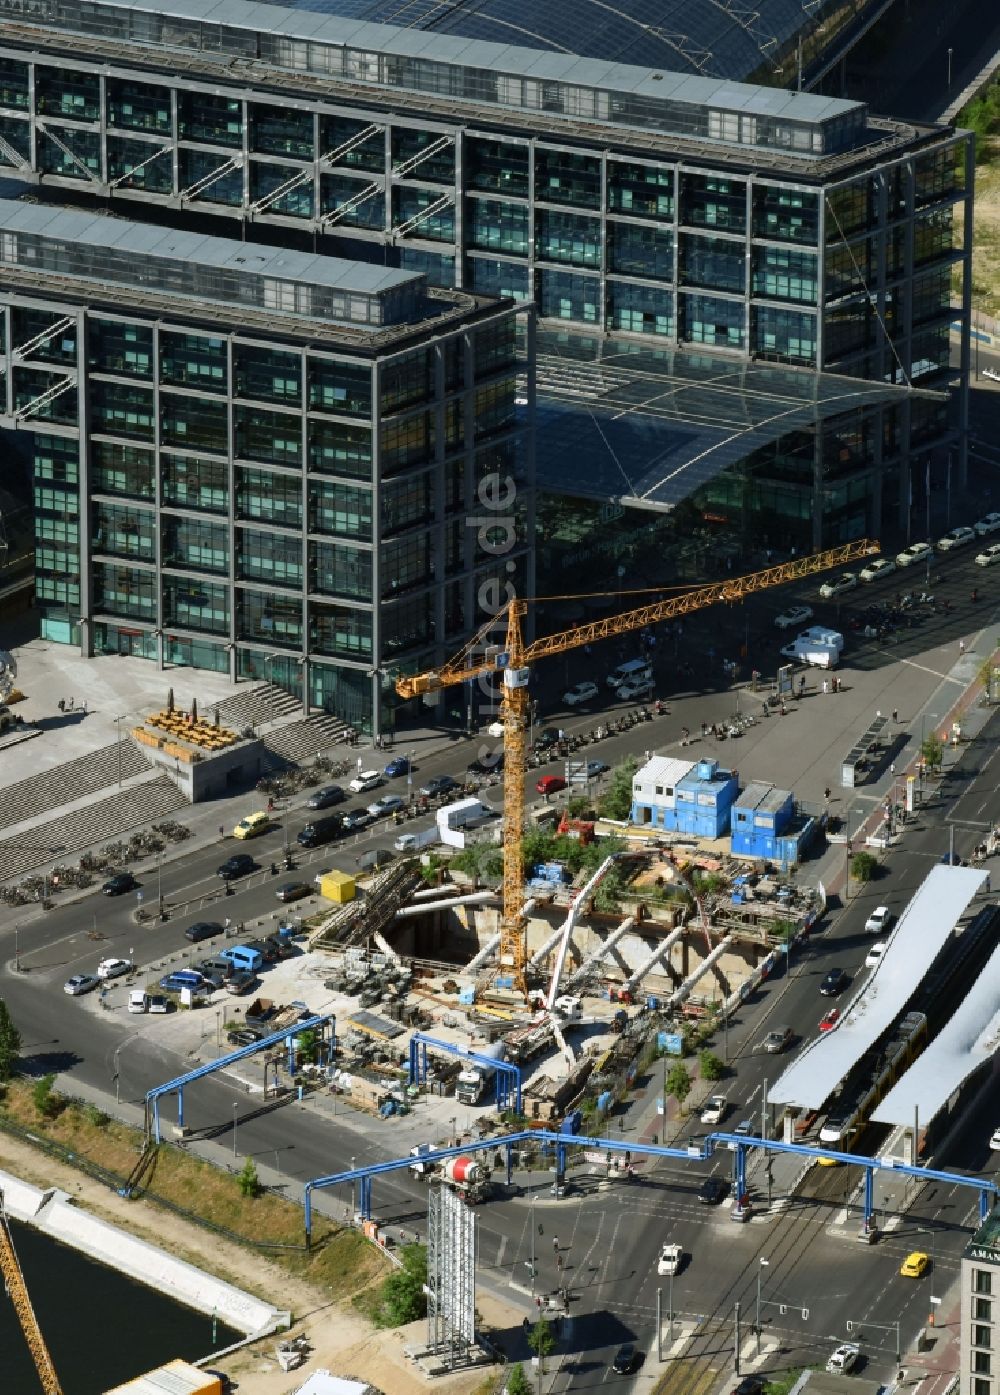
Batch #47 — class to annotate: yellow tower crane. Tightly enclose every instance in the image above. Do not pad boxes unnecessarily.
[396,539,878,1001]
[0,1190,64,1394]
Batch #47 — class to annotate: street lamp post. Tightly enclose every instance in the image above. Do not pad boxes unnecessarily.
[232,1101,238,1158]
[114,713,128,787]
[13,922,19,973]
[669,1266,676,1344]
[529,1192,536,1299]
[948,47,953,88]
[755,1257,769,1355]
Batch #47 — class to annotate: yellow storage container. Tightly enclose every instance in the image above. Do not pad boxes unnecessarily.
[103,1358,221,1394]
[320,870,355,903]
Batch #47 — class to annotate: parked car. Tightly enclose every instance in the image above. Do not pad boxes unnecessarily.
[563,680,599,706]
[217,854,255,881]
[467,753,504,775]
[533,727,563,751]
[367,794,406,818]
[820,967,848,996]
[864,905,892,934]
[276,882,310,903]
[227,1028,261,1047]
[226,970,257,996]
[341,808,374,832]
[731,1379,763,1395]
[976,542,1000,567]
[859,557,896,582]
[760,1025,793,1054]
[827,1343,861,1375]
[585,760,610,778]
[307,785,345,809]
[96,957,133,980]
[102,871,137,896]
[819,572,858,599]
[148,994,168,1014]
[128,990,149,1014]
[989,1127,1000,1151]
[536,774,567,796]
[383,756,412,778]
[185,921,223,943]
[159,970,208,995]
[975,512,1000,536]
[700,1095,727,1125]
[657,1243,683,1276]
[895,541,932,567]
[420,774,460,798]
[865,942,887,969]
[937,525,976,551]
[698,1176,727,1204]
[233,811,270,840]
[64,973,99,996]
[349,770,383,793]
[774,604,813,630]
[619,677,655,701]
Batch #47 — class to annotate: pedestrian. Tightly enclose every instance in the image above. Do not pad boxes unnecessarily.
[556,1254,563,1270]
[892,708,898,723]
[890,762,896,776]
[224,917,231,934]
[83,698,88,714]
[822,679,828,696]
[552,1236,559,1253]
[960,639,966,656]
[58,698,65,713]
[824,787,831,802]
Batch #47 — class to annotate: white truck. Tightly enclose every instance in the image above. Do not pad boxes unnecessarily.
[436,797,498,848]
[454,1041,506,1106]
[780,638,839,668]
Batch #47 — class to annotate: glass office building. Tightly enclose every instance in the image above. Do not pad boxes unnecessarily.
[0,0,973,635]
[0,202,531,732]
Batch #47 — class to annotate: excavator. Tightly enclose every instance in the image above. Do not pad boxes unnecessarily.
[396,539,878,1004]
[0,1190,63,1394]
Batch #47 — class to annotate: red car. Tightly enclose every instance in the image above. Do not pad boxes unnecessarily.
[536,774,567,796]
[819,1007,841,1032]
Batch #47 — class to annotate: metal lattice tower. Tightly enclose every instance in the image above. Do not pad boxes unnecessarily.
[426,1184,476,1367]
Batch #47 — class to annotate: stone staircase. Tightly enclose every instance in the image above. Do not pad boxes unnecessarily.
[213,682,300,732]
[0,775,187,882]
[0,740,150,833]
[263,712,353,765]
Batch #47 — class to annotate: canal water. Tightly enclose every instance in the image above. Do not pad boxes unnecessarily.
[3,1218,239,1394]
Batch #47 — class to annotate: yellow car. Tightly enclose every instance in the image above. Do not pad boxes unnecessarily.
[816,1155,841,1167]
[233,811,270,840]
[900,1251,929,1278]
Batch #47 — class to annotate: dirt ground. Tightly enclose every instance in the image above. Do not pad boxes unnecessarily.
[963,145,1000,319]
[0,1131,511,1395]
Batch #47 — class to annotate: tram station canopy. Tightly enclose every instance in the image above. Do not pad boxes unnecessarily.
[769,866,988,1111]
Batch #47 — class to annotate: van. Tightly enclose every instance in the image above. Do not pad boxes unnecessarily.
[220,944,264,974]
[128,990,149,1014]
[797,626,844,653]
[233,811,270,840]
[607,659,653,691]
[159,970,208,995]
[298,814,343,849]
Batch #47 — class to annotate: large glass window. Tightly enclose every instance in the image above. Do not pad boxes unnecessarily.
[161,392,228,454]
[382,413,431,472]
[163,517,229,574]
[475,320,517,376]
[93,563,157,620]
[238,528,303,587]
[382,534,430,595]
[398,247,455,288]
[825,181,870,240]
[92,501,155,560]
[249,161,314,219]
[38,124,100,180]
[538,270,600,324]
[34,435,78,484]
[392,187,454,242]
[91,442,154,501]
[609,223,673,279]
[319,174,385,230]
[753,307,816,364]
[178,91,242,146]
[308,421,372,477]
[107,136,173,193]
[106,78,171,133]
[234,406,302,467]
[309,601,371,659]
[237,467,303,527]
[914,144,966,206]
[392,128,454,184]
[161,454,228,513]
[319,115,384,174]
[177,149,243,206]
[12,308,76,366]
[238,588,302,646]
[89,320,153,378]
[163,576,230,634]
[474,382,516,439]
[36,69,99,120]
[752,247,818,303]
[680,235,745,293]
[680,294,746,349]
[251,105,314,158]
[382,475,431,534]
[753,186,818,244]
[234,345,302,405]
[680,174,746,232]
[467,199,529,255]
[608,283,673,337]
[310,481,373,539]
[380,350,432,413]
[467,258,531,300]
[92,383,155,440]
[382,595,431,654]
[13,367,76,425]
[535,210,601,268]
[608,160,674,219]
[311,540,372,600]
[535,149,601,209]
[308,359,371,416]
[466,137,529,197]
[0,57,29,111]
[160,333,228,393]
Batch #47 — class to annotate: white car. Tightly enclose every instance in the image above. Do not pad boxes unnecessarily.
[975,512,1000,536]
[619,677,655,701]
[96,957,134,980]
[859,557,896,583]
[657,1243,683,1276]
[896,542,933,568]
[976,543,1000,568]
[937,526,976,552]
[827,1343,861,1375]
[990,1127,1000,1151]
[864,905,891,934]
[63,973,99,996]
[774,604,813,631]
[865,941,887,969]
[700,1095,727,1125]
[349,770,383,793]
[563,681,599,706]
[819,572,858,599]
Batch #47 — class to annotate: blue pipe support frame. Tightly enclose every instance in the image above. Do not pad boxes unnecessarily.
[302,1126,1000,1247]
[734,1144,748,1200]
[408,1033,522,1113]
[146,1013,334,1143]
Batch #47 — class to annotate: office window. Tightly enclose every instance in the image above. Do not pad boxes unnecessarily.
[249,160,314,219]
[382,475,430,533]
[92,502,155,560]
[178,90,242,146]
[535,210,601,268]
[235,345,302,405]
[382,413,431,472]
[12,308,76,366]
[466,137,529,197]
[607,283,673,337]
[977,1272,994,1296]
[238,528,302,587]
[608,161,673,219]
[319,174,385,230]
[178,148,243,206]
[609,223,673,279]
[319,115,384,173]
[234,406,302,467]
[160,333,228,392]
[382,594,431,654]
[393,187,454,242]
[161,454,228,513]
[753,307,816,364]
[310,480,373,539]
[680,294,746,350]
[34,434,78,484]
[161,393,228,454]
[92,383,155,441]
[467,257,531,301]
[392,128,454,184]
[93,563,157,620]
[974,1380,992,1395]
[681,173,746,232]
[976,1299,993,1322]
[237,467,303,527]
[308,358,371,417]
[680,235,745,294]
[310,601,372,659]
[974,1326,994,1349]
[106,78,171,134]
[753,186,819,245]
[89,320,153,378]
[308,421,372,478]
[975,1354,992,1376]
[251,104,314,158]
[162,576,229,635]
[538,270,600,324]
[163,517,229,574]
[36,68,99,120]
[239,588,302,646]
[0,57,29,110]
[535,148,600,209]
[467,199,529,255]
[381,350,432,413]
[752,247,817,304]
[310,540,372,601]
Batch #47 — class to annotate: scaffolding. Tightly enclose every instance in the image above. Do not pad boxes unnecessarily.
[426,1182,476,1367]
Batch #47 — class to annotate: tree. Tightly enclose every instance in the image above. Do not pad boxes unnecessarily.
[0,999,21,1083]
[850,850,879,884]
[296,1028,319,1065]
[32,1073,58,1118]
[699,1049,725,1082]
[237,1158,260,1198]
[527,1318,556,1375]
[377,1243,427,1327]
[597,757,639,821]
[921,733,944,774]
[505,1362,533,1395]
[665,1061,692,1108]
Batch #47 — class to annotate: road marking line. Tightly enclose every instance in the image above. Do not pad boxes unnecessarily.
[900,659,963,682]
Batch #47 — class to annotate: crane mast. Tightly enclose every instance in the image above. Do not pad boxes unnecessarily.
[0,1191,64,1394]
[396,539,878,1001]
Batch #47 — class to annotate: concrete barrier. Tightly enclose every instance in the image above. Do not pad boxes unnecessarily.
[0,1166,49,1220]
